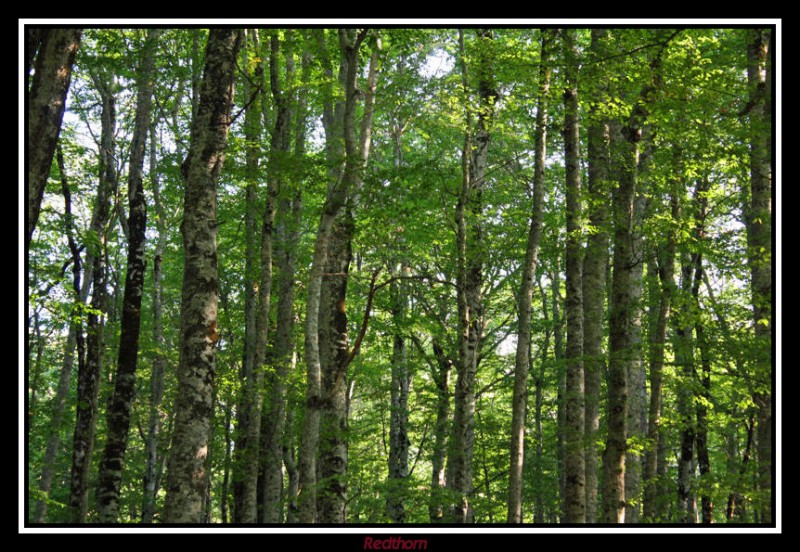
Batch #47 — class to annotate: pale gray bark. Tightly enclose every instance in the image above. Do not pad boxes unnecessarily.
[96,29,159,523]
[315,29,379,524]
[446,28,495,525]
[299,29,372,523]
[162,29,242,523]
[142,123,167,524]
[507,29,552,524]
[624,189,648,523]
[582,28,612,524]
[69,73,116,523]
[260,32,304,523]
[234,29,268,524]
[27,28,82,246]
[562,28,586,525]
[386,275,410,523]
[745,28,772,524]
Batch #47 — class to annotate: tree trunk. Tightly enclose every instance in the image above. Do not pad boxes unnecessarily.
[162,28,242,524]
[387,275,410,523]
[260,32,303,523]
[142,122,167,524]
[582,28,612,524]
[232,29,263,523]
[95,29,158,523]
[562,28,585,524]
[314,29,379,524]
[624,189,647,523]
[299,29,372,523]
[35,150,91,523]
[744,28,772,524]
[642,181,679,522]
[27,28,82,246]
[68,74,116,523]
[507,28,551,524]
[674,254,697,524]
[601,113,638,525]
[550,270,566,520]
[429,340,451,522]
[446,27,494,525]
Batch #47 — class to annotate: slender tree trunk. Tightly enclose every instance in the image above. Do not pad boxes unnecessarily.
[317,213,354,524]
[284,393,301,523]
[533,278,552,523]
[674,256,697,524]
[96,29,159,522]
[601,113,638,525]
[550,270,566,520]
[642,183,679,522]
[387,275,410,523]
[582,28,612,524]
[429,341,451,522]
[68,76,116,523]
[624,190,647,523]
[744,28,772,525]
[562,28,585,524]
[35,150,91,523]
[693,260,713,524]
[162,29,242,523]
[233,30,263,523]
[298,29,371,523]
[314,29,379,524]
[142,123,167,524]
[446,27,494,525]
[27,27,82,246]
[260,32,303,523]
[507,29,551,524]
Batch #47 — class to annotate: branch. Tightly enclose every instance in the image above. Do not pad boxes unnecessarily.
[342,268,381,372]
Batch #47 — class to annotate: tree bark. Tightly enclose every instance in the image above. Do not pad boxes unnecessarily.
[142,122,167,524]
[95,29,159,523]
[429,340,452,522]
[162,28,242,524]
[562,28,586,525]
[260,32,304,523]
[27,27,82,246]
[744,28,772,524]
[315,29,379,524]
[299,29,372,523]
[387,275,410,523]
[507,29,552,524]
[642,180,679,522]
[35,149,91,523]
[582,28,612,524]
[624,189,648,523]
[674,255,697,524]
[68,73,116,523]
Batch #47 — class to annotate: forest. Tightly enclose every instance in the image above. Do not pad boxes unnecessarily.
[24,24,776,526]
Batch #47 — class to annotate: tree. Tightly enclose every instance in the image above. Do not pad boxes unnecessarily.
[743,28,772,525]
[27,28,82,246]
[95,28,159,523]
[68,66,116,524]
[446,28,496,524]
[162,28,242,523]
[562,27,585,524]
[507,28,552,524]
